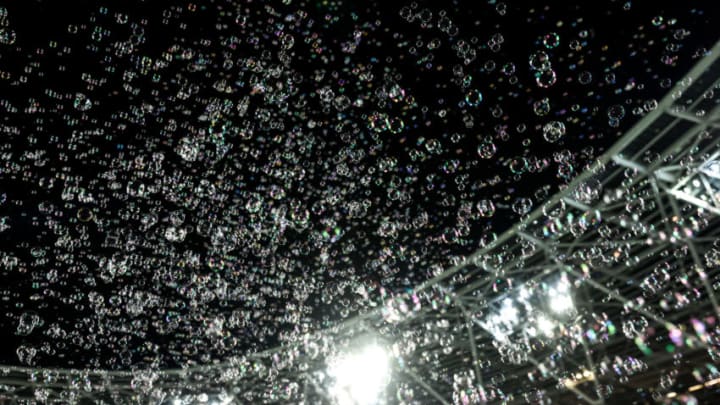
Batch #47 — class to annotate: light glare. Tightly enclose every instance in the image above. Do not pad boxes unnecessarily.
[328,343,390,405]
[537,316,554,336]
[550,294,573,313]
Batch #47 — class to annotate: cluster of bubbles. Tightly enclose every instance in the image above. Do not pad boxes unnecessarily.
[0,0,716,402]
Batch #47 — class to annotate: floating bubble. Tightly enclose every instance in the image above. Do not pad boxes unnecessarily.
[0,27,16,44]
[578,71,593,84]
[529,51,552,71]
[543,32,560,49]
[533,98,551,116]
[477,199,496,217]
[477,140,497,159]
[73,93,92,111]
[512,197,533,215]
[542,121,566,142]
[465,89,483,106]
[608,104,626,120]
[535,69,557,88]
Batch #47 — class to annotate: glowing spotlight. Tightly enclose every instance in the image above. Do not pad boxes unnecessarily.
[548,279,574,314]
[536,316,555,336]
[549,293,574,313]
[328,342,391,405]
[499,300,519,325]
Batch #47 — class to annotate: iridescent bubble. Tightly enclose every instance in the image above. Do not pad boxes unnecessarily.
[543,32,560,49]
[0,28,16,45]
[164,226,187,242]
[388,84,406,102]
[477,199,496,217]
[535,69,557,88]
[16,344,37,365]
[578,71,593,84]
[608,104,626,120]
[509,157,529,174]
[622,316,649,339]
[533,98,551,116]
[573,178,602,203]
[529,51,551,71]
[465,89,483,106]
[176,137,200,162]
[640,100,658,113]
[16,312,41,336]
[512,197,533,215]
[477,140,497,159]
[74,93,92,111]
[542,121,566,142]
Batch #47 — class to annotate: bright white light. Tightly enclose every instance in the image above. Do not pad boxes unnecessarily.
[499,301,518,325]
[536,316,554,336]
[485,316,510,342]
[554,279,570,294]
[549,293,573,313]
[548,278,574,314]
[328,343,390,405]
[518,286,531,302]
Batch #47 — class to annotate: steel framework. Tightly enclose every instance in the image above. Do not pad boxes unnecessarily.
[1,41,719,404]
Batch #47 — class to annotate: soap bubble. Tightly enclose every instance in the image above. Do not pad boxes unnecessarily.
[542,121,566,142]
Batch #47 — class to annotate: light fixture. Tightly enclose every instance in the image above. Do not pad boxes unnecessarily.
[548,279,574,314]
[549,294,574,313]
[328,342,391,405]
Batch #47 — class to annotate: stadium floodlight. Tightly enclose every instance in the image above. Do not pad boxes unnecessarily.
[549,279,574,314]
[327,342,391,405]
